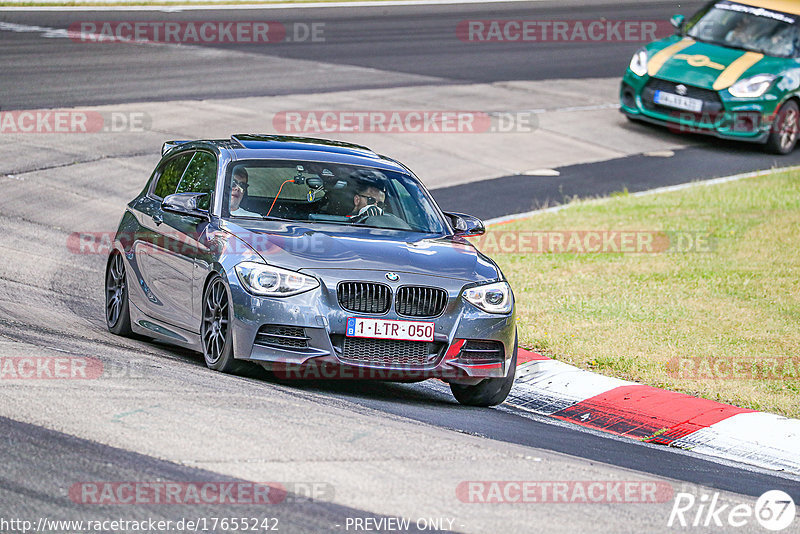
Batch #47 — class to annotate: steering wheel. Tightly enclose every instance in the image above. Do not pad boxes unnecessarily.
[351,212,412,230]
[350,205,383,224]
[350,212,372,225]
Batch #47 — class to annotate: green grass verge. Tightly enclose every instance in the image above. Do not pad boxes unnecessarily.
[483,169,800,418]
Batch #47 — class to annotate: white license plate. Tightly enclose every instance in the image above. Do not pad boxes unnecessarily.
[346,317,434,342]
[654,90,703,112]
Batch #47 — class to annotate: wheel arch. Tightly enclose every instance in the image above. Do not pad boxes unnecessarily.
[202,263,228,297]
[778,94,800,113]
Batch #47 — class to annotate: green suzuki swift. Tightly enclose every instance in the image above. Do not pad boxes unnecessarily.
[621,0,800,154]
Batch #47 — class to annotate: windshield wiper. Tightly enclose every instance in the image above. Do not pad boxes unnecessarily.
[689,35,747,51]
[719,42,749,51]
[690,35,777,56]
[260,215,292,222]
[746,45,774,56]
[227,214,291,222]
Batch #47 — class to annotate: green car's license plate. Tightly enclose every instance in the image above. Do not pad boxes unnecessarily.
[654,90,703,113]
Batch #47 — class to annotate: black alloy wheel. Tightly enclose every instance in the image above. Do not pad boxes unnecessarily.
[105,252,132,336]
[201,275,246,374]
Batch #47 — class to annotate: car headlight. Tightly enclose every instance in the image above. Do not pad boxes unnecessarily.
[234,261,319,297]
[629,48,648,77]
[728,74,776,98]
[462,281,513,314]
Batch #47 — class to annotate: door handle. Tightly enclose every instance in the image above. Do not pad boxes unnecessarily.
[153,214,163,225]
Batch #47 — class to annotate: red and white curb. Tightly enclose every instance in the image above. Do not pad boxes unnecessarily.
[509,349,800,475]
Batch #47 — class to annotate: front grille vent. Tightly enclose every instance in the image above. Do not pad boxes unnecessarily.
[395,286,448,317]
[337,282,391,314]
[642,78,723,117]
[255,325,310,348]
[339,337,440,368]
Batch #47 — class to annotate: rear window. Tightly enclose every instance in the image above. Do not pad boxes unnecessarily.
[176,152,217,210]
[152,153,193,199]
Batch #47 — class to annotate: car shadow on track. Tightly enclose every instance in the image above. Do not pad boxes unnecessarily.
[264,367,461,408]
[272,376,458,406]
[622,117,775,154]
[139,336,460,407]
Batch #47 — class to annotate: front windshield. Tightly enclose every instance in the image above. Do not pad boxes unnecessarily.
[687,1,800,57]
[222,159,447,234]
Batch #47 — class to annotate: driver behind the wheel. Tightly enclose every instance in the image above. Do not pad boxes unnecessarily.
[349,181,386,219]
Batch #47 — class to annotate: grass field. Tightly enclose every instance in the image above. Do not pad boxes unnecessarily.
[479,169,800,418]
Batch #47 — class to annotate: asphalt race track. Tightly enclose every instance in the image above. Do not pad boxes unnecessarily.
[1,1,799,532]
[1,0,700,109]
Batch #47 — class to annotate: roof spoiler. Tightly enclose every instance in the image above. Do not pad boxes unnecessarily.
[161,140,190,156]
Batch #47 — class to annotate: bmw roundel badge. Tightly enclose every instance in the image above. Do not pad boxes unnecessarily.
[385,272,399,282]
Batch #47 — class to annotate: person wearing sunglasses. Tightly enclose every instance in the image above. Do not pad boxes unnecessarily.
[229,167,260,218]
[350,182,386,220]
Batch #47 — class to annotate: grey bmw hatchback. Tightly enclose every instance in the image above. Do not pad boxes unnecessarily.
[105,135,516,406]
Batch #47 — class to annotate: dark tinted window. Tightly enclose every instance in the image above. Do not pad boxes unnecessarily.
[176,152,216,210]
[153,153,192,199]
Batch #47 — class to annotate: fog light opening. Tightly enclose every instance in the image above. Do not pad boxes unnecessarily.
[622,85,636,108]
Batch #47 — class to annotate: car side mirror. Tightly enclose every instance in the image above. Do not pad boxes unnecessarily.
[670,14,685,35]
[445,212,485,237]
[162,192,210,220]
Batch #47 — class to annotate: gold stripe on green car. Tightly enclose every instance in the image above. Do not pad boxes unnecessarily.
[647,38,695,77]
[713,52,765,91]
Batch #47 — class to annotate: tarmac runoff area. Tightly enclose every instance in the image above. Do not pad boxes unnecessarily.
[0,76,697,188]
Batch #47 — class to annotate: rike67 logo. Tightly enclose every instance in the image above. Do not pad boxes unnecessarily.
[668,490,796,531]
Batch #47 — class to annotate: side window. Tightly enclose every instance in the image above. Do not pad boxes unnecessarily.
[153,153,193,199]
[176,152,217,210]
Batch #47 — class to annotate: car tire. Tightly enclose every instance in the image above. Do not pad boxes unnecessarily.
[105,252,133,336]
[201,275,247,374]
[766,100,799,155]
[450,335,517,407]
